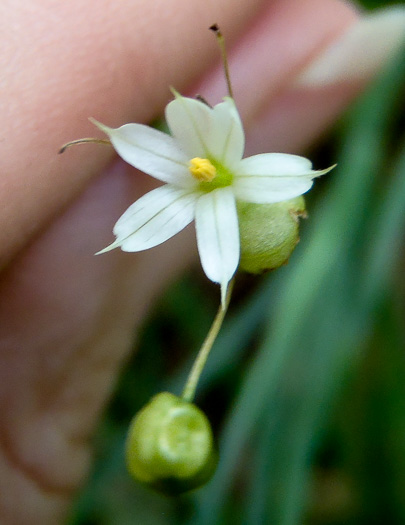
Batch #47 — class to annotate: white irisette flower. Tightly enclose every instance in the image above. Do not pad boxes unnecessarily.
[95,91,333,304]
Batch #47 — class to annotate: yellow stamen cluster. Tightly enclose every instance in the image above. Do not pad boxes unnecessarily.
[189,157,217,182]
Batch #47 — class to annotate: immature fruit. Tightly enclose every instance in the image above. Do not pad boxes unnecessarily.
[126,392,217,495]
[237,196,307,274]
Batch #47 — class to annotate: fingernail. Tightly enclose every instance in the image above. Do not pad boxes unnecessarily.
[295,7,405,88]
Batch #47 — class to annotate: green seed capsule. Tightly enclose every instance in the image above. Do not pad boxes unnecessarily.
[126,392,217,495]
[237,196,307,274]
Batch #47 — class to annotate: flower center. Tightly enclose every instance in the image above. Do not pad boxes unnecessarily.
[189,158,217,182]
[189,157,233,191]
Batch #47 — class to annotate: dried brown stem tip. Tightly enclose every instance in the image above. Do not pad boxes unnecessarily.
[58,138,111,154]
[209,23,233,99]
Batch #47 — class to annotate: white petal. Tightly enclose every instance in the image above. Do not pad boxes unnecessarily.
[233,154,334,203]
[237,153,313,176]
[195,188,240,304]
[210,98,245,167]
[233,176,315,203]
[92,119,196,187]
[98,185,198,253]
[166,94,244,167]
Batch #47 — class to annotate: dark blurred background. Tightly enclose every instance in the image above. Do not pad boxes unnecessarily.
[68,1,405,523]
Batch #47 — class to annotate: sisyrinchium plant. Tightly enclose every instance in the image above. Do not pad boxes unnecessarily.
[91,92,332,305]
[61,24,334,495]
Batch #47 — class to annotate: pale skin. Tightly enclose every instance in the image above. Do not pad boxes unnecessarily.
[0,0,366,522]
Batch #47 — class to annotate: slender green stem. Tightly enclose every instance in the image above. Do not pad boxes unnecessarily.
[182,278,235,403]
[209,24,234,99]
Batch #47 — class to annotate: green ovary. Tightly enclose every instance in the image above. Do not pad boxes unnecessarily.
[198,159,233,192]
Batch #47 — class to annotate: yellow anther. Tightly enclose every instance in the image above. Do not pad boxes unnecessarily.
[189,158,217,182]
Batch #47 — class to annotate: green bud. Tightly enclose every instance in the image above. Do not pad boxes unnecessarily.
[126,392,217,495]
[237,196,307,274]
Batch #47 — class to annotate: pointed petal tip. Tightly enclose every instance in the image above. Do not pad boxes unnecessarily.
[169,86,181,99]
[88,116,101,127]
[222,95,236,105]
[316,163,337,177]
[89,117,111,136]
[169,87,202,105]
[95,241,121,255]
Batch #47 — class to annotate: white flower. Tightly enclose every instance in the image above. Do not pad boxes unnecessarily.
[94,91,333,304]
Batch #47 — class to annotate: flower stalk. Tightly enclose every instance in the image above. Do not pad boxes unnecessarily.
[182,277,235,403]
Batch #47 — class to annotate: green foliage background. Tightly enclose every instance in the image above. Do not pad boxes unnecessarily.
[68,3,405,524]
